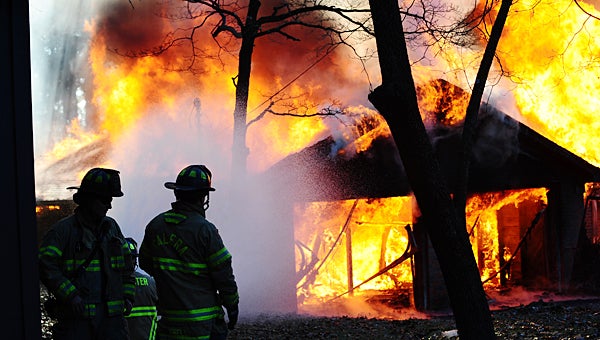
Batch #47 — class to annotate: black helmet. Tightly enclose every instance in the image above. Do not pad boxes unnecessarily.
[164,165,216,192]
[67,168,124,197]
[125,237,138,257]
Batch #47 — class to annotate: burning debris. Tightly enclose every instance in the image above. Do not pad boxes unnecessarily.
[260,83,600,315]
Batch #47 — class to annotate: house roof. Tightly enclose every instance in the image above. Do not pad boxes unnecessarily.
[262,104,600,202]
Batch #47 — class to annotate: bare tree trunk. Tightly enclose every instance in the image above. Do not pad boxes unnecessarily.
[232,0,260,178]
[367,0,495,338]
[454,0,513,226]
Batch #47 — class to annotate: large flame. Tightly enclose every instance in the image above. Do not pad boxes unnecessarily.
[37,0,600,183]
[295,188,549,313]
[38,0,369,181]
[466,188,548,286]
[85,0,374,174]
[42,0,600,177]
[495,0,600,166]
[295,197,414,307]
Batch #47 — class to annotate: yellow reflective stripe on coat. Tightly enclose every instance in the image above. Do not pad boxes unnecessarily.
[84,303,97,317]
[57,279,77,298]
[163,212,187,224]
[107,300,125,316]
[110,254,126,269]
[152,257,207,275]
[207,247,232,267]
[161,305,222,322]
[39,245,62,258]
[125,305,158,318]
[64,259,101,272]
[123,282,135,297]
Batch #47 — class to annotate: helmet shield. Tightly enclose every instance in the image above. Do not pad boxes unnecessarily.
[164,164,216,192]
[67,168,124,197]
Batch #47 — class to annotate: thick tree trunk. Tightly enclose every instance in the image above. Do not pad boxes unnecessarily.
[367,0,495,338]
[232,0,261,178]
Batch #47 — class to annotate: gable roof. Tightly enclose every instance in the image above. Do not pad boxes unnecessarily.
[262,104,600,202]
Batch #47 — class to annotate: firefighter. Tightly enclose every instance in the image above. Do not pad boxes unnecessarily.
[124,237,159,340]
[139,164,239,340]
[39,167,136,339]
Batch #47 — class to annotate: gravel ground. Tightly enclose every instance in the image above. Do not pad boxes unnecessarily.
[227,298,600,339]
[41,286,600,339]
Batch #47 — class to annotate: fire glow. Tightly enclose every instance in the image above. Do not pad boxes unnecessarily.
[38,0,356,179]
[294,189,548,312]
[37,0,600,173]
[295,197,414,305]
[32,0,600,318]
[491,0,600,167]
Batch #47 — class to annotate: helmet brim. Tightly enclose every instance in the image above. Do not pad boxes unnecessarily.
[164,182,215,191]
[66,186,124,197]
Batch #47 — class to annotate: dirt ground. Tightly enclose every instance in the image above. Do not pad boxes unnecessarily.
[41,286,600,339]
[227,298,600,339]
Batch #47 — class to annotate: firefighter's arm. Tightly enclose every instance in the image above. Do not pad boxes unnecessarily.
[38,226,81,302]
[205,224,239,328]
[119,237,136,311]
[207,244,239,329]
[210,261,239,329]
[121,265,136,316]
[209,259,239,307]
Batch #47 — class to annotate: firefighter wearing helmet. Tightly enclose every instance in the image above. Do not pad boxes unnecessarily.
[139,164,239,340]
[39,168,136,339]
[124,237,158,340]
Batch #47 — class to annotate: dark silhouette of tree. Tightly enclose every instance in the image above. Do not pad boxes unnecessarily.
[367,0,512,338]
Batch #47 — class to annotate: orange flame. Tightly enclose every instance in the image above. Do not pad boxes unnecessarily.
[295,188,548,311]
[496,0,600,167]
[466,188,548,285]
[44,119,104,161]
[72,1,382,174]
[295,197,414,308]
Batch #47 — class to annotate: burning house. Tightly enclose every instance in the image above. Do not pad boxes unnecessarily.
[256,81,600,315]
[29,0,600,323]
[34,78,600,317]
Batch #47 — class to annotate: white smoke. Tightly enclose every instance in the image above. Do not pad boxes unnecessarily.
[29,1,105,158]
[30,0,301,316]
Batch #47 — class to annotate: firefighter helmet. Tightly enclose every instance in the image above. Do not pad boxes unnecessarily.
[164,164,216,192]
[67,168,124,197]
[125,237,138,257]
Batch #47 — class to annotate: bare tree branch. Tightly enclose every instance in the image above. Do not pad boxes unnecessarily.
[121,0,494,173]
[574,0,600,20]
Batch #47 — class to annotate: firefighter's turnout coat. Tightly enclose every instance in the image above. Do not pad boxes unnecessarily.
[126,271,158,340]
[39,208,136,321]
[139,200,239,339]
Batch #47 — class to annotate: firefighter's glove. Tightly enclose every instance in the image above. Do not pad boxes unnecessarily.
[124,298,134,316]
[70,295,85,315]
[226,305,239,330]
